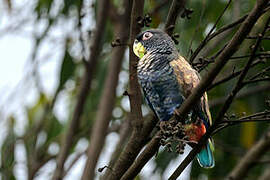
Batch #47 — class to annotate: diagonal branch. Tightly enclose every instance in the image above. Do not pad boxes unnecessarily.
[120,131,162,180]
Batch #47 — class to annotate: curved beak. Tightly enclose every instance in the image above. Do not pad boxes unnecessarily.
[133,39,146,59]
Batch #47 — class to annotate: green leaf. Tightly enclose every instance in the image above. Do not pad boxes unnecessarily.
[57,51,75,92]
[27,93,48,126]
[35,0,54,18]
[1,117,16,179]
[62,0,82,16]
[45,115,64,142]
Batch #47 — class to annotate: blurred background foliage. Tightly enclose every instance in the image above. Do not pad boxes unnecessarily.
[0,0,269,179]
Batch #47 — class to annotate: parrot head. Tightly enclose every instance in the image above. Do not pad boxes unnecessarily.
[133,29,177,59]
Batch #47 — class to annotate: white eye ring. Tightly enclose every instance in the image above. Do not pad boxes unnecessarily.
[142,32,153,41]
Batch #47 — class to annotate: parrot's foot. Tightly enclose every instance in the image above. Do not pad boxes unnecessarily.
[158,120,189,154]
[158,121,172,147]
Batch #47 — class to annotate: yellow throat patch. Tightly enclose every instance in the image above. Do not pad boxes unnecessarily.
[133,41,146,59]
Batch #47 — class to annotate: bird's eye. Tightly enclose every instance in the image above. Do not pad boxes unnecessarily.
[142,32,153,41]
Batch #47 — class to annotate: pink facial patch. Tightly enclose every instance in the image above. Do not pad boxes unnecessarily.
[142,32,153,41]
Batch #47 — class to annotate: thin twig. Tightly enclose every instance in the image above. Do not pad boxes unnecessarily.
[248,65,270,80]
[189,0,232,63]
[209,84,270,107]
[207,59,263,90]
[63,151,86,177]
[230,52,270,60]
[223,118,270,126]
[244,77,270,84]
[247,36,270,40]
[187,0,206,58]
[120,132,161,180]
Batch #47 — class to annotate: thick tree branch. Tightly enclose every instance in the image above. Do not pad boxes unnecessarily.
[165,0,187,36]
[104,1,145,179]
[108,1,120,23]
[120,131,161,180]
[149,0,170,17]
[52,0,110,179]
[106,115,158,180]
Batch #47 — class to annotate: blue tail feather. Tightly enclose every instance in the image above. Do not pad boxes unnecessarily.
[196,140,215,168]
